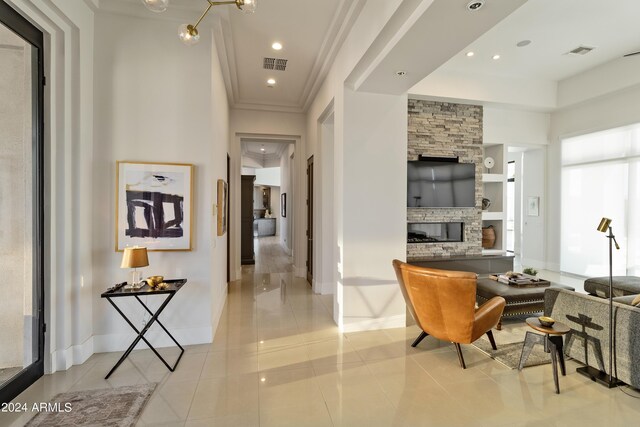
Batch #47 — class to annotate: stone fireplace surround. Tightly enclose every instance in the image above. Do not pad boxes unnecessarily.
[407,99,483,260]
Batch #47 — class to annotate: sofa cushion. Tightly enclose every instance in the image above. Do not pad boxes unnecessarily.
[583,276,640,297]
[613,295,640,306]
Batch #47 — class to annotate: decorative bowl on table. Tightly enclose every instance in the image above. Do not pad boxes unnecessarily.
[147,276,164,288]
[538,316,555,327]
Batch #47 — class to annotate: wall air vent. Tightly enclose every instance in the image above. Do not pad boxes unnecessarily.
[566,46,595,56]
[263,57,288,71]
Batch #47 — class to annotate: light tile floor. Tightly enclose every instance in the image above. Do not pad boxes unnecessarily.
[3,246,640,426]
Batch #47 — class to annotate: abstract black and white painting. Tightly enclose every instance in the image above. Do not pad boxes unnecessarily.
[116,161,193,251]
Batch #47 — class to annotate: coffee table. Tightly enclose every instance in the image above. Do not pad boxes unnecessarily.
[518,317,571,394]
[476,277,574,330]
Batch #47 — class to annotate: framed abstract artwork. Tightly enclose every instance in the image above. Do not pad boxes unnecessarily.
[116,161,194,251]
[217,179,228,236]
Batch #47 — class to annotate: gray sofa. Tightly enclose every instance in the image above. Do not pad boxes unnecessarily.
[544,288,640,389]
[584,276,640,297]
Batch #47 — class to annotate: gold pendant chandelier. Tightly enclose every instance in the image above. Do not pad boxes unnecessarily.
[141,0,258,46]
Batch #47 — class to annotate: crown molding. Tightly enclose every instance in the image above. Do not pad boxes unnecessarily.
[300,0,365,112]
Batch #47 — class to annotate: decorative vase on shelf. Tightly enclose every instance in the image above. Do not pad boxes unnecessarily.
[482,198,491,210]
[482,225,496,249]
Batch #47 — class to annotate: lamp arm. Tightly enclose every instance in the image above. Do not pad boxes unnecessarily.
[608,226,621,250]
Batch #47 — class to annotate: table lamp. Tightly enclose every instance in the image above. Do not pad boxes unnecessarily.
[121,246,149,290]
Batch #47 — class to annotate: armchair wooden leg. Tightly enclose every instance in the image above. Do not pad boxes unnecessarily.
[454,343,466,369]
[486,330,497,350]
[411,331,428,347]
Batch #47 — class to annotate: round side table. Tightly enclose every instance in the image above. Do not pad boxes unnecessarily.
[518,317,570,394]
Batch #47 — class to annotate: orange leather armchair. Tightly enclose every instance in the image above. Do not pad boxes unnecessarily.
[392,260,506,369]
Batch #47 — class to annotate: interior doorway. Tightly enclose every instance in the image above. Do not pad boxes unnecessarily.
[0,1,46,404]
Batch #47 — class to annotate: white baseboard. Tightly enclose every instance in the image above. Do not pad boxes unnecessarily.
[210,286,227,339]
[339,314,406,333]
[50,335,94,373]
[295,267,306,278]
[92,326,213,354]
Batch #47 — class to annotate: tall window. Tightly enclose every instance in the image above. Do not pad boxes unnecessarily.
[561,124,640,276]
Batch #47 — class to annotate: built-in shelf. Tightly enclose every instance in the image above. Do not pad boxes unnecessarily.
[482,143,507,255]
[482,248,506,256]
[482,211,503,220]
[482,173,504,182]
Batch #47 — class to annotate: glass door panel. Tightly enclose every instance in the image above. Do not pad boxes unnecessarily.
[0,0,44,403]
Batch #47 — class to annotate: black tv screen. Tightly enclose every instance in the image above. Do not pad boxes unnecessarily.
[407,160,475,208]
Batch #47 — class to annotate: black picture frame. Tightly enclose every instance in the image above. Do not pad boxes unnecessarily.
[281,193,286,217]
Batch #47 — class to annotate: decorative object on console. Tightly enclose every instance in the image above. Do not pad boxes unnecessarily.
[121,247,149,290]
[484,156,495,173]
[538,316,555,327]
[142,0,257,45]
[577,217,620,388]
[146,275,164,289]
[482,225,496,249]
[217,179,228,236]
[116,161,193,251]
[482,197,491,210]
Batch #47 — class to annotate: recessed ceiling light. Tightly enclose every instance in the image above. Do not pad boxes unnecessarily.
[492,54,500,60]
[516,40,532,47]
[467,1,484,11]
[396,70,406,76]
[466,51,475,57]
[267,78,276,85]
[272,42,282,51]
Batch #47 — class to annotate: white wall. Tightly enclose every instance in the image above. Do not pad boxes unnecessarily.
[339,89,407,332]
[91,11,228,352]
[520,148,546,269]
[270,186,281,235]
[279,145,294,253]
[255,167,280,187]
[304,0,409,330]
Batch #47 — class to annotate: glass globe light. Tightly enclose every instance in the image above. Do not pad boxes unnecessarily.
[178,24,200,46]
[238,0,257,14]
[141,0,168,13]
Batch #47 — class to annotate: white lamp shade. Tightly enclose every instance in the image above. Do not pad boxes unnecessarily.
[121,247,149,269]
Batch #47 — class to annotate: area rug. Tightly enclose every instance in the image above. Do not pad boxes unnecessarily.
[25,384,156,427]
[472,324,553,369]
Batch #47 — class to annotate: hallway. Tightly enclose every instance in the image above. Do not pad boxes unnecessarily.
[243,236,294,275]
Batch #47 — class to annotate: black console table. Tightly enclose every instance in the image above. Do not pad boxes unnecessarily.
[100,279,187,379]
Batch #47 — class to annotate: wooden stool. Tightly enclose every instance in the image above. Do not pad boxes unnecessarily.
[518,317,570,394]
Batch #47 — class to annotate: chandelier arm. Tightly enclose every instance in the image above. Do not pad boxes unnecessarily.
[192,2,215,31]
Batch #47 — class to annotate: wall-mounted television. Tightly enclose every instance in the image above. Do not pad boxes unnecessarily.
[407,157,475,208]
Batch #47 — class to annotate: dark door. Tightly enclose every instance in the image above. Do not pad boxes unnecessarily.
[306,156,314,284]
[0,0,45,404]
[227,154,231,283]
[241,175,256,265]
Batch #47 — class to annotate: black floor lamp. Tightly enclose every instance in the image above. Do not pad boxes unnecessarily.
[576,217,620,388]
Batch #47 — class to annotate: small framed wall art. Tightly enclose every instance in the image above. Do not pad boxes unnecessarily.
[116,161,194,251]
[281,193,286,218]
[217,179,228,236]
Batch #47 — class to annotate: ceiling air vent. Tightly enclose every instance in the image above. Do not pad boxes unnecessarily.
[566,46,595,56]
[263,57,288,71]
[275,58,288,71]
